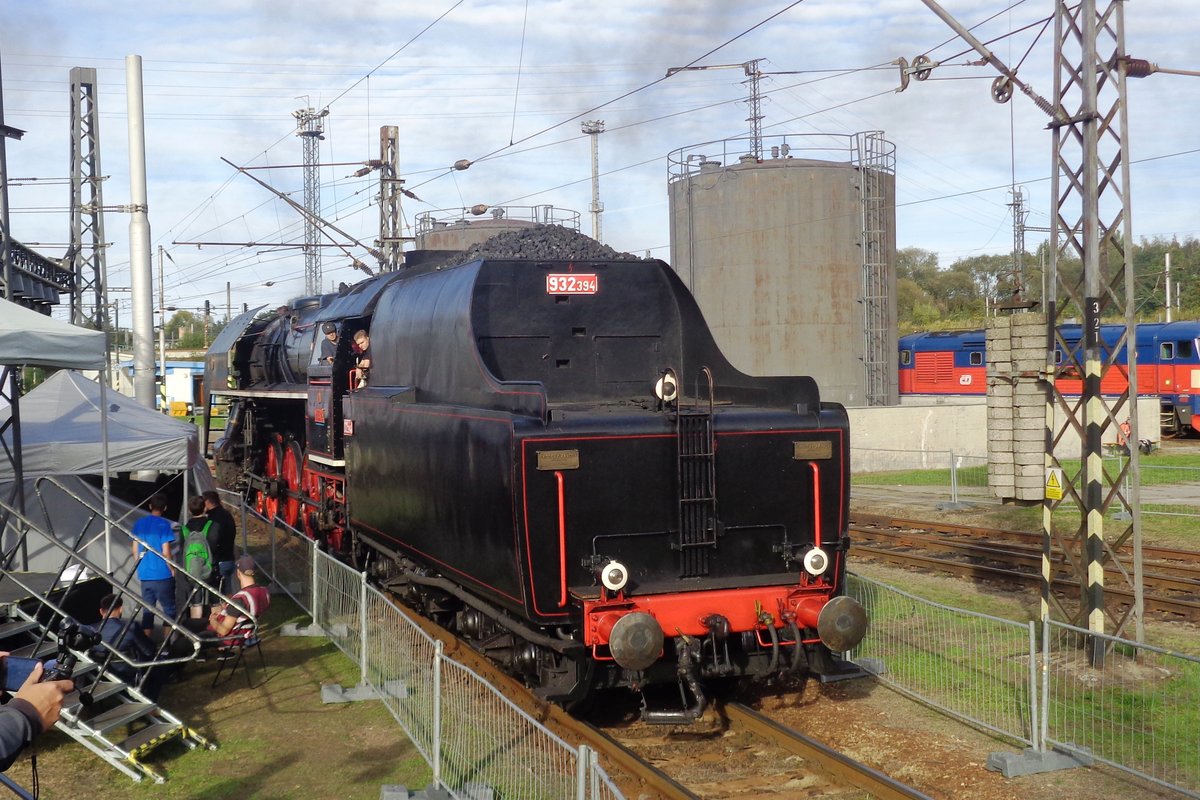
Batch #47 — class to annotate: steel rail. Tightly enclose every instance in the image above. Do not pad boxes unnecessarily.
[853,544,1200,619]
[850,526,1200,592]
[724,702,934,800]
[850,511,1200,562]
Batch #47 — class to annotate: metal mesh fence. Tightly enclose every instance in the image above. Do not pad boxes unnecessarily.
[313,548,362,662]
[364,585,439,766]
[244,508,622,798]
[850,448,995,507]
[845,573,1037,747]
[1043,621,1200,797]
[437,657,581,799]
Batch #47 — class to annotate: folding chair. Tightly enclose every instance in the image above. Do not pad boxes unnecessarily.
[211,626,266,688]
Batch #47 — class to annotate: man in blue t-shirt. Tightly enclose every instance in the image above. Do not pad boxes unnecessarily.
[131,493,178,639]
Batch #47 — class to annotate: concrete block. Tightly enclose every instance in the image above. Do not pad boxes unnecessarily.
[321,682,381,704]
[1013,347,1045,362]
[1010,313,1046,328]
[281,622,325,638]
[381,679,409,700]
[987,745,1093,778]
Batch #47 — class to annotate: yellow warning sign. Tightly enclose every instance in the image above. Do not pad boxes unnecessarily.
[1045,468,1064,500]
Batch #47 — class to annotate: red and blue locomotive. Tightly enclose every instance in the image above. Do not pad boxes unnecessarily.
[899,321,1200,436]
[206,244,866,720]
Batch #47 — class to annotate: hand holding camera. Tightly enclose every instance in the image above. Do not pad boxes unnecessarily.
[0,655,73,732]
[12,663,73,730]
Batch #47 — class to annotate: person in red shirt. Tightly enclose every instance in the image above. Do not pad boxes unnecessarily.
[207,555,269,643]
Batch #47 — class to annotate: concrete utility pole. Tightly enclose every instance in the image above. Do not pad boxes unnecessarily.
[1164,252,1172,322]
[126,55,156,409]
[68,67,109,352]
[581,120,604,243]
[294,107,329,296]
[157,246,167,411]
[0,47,21,305]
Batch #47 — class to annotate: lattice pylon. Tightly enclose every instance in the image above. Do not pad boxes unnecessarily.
[1041,0,1142,658]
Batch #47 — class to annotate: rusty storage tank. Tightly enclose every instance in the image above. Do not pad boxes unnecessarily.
[667,132,898,407]
[414,204,582,251]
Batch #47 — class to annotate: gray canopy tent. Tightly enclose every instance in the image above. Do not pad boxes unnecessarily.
[0,297,112,569]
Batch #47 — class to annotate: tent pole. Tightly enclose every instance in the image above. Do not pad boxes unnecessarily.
[100,373,112,573]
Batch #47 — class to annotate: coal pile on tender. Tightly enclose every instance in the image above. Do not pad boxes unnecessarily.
[427,225,648,268]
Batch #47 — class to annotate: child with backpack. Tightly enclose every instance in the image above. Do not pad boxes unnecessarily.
[181,496,220,616]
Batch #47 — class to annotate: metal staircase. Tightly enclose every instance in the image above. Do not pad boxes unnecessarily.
[0,605,213,783]
[0,477,261,782]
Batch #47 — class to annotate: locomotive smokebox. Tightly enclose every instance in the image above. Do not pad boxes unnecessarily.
[607,612,665,672]
[816,595,868,653]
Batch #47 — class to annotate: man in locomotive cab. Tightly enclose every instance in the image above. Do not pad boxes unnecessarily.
[351,329,371,388]
[319,322,339,364]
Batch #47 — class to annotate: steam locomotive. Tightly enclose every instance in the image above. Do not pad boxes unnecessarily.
[205,240,867,721]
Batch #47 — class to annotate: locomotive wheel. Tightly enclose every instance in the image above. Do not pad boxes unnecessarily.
[282,440,304,529]
[301,468,321,539]
[259,436,284,521]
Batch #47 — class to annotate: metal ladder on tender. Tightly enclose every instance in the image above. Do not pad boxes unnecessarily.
[671,367,720,578]
[0,477,230,782]
[0,606,213,783]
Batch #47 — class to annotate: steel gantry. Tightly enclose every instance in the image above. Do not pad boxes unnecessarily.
[294,107,328,295]
[1043,0,1141,656]
[68,67,110,345]
[914,0,1142,659]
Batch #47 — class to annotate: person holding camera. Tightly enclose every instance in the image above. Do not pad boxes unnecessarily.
[0,660,73,771]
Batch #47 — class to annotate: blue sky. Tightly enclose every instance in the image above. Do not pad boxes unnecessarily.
[3,0,1197,318]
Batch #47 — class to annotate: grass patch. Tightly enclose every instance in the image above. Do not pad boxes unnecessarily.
[16,594,431,799]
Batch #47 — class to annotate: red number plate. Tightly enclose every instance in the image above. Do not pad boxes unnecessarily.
[546,273,598,295]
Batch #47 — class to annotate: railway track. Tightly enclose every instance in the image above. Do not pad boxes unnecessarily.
[721,702,933,800]
[848,512,1200,620]
[383,588,930,799]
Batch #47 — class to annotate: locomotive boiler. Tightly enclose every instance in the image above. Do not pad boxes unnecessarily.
[206,240,867,721]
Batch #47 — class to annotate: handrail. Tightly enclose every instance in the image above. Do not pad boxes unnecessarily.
[0,492,203,671]
[29,475,257,632]
[0,475,263,683]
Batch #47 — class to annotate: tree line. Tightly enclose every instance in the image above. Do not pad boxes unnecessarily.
[897,235,1200,333]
